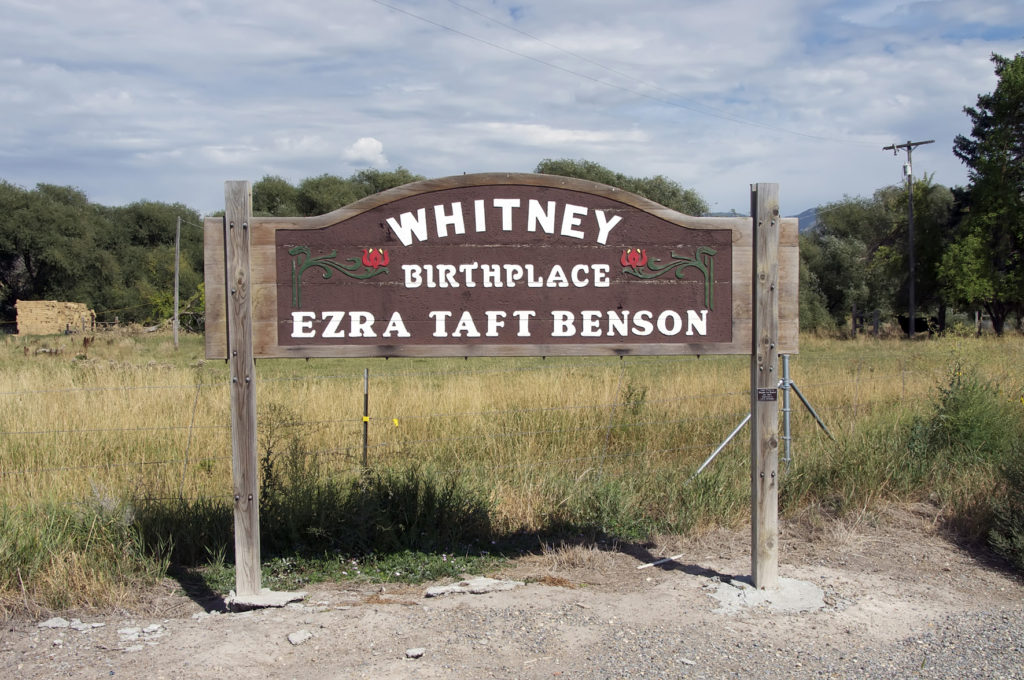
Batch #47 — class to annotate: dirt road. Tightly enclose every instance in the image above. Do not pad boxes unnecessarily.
[5,506,1023,679]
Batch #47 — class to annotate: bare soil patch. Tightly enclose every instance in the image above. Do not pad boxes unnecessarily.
[4,505,1022,679]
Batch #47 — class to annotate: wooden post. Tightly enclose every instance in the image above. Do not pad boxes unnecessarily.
[750,183,780,590]
[224,181,261,596]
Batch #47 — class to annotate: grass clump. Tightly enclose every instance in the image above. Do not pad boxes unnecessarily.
[0,501,167,617]
[784,355,1024,567]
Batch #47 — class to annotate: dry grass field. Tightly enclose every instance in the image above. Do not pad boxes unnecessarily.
[1,328,1023,614]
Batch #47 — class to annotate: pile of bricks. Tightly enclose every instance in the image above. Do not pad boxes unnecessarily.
[15,300,96,336]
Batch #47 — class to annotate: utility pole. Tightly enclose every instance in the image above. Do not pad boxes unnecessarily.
[883,140,934,339]
[174,216,181,349]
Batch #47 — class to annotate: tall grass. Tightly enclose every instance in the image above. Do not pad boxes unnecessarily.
[1,329,1023,615]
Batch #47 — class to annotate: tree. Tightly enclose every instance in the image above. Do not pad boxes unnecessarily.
[804,178,953,328]
[0,181,204,325]
[253,175,300,217]
[255,168,424,218]
[534,158,708,216]
[942,52,1024,335]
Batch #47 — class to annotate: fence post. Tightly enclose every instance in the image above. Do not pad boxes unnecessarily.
[224,181,261,597]
[750,183,780,590]
[362,368,369,468]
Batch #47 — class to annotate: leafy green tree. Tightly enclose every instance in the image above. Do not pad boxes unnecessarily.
[0,181,204,326]
[805,178,953,328]
[942,52,1024,334]
[296,174,358,216]
[0,182,110,319]
[253,175,300,217]
[535,158,708,216]
[259,168,425,217]
[349,167,423,199]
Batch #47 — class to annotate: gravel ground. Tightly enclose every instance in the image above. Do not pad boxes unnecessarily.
[3,505,1022,679]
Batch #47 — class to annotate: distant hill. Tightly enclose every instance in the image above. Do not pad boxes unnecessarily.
[705,208,819,233]
[795,208,819,232]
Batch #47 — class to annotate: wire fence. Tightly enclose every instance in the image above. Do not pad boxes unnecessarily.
[1,339,1018,509]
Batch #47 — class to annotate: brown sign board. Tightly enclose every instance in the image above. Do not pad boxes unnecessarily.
[204,173,798,358]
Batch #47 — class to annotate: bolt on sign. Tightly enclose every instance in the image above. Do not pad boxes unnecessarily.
[204,173,799,359]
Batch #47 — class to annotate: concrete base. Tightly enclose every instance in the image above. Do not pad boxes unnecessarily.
[226,589,307,611]
[708,577,825,614]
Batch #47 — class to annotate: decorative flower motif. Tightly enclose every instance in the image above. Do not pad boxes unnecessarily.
[620,248,648,268]
[362,248,389,269]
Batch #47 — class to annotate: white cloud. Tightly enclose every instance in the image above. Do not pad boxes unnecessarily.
[343,137,388,168]
[0,0,1020,215]
[464,122,648,147]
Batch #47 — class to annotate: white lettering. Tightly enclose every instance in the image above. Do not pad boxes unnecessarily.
[595,210,623,245]
[349,311,375,337]
[452,310,481,337]
[429,310,452,337]
[546,265,569,288]
[560,203,587,239]
[436,264,459,287]
[382,311,410,338]
[552,310,575,337]
[291,311,315,338]
[493,198,519,230]
[580,310,602,337]
[433,202,465,238]
[570,264,590,287]
[386,208,429,246]
[459,262,479,287]
[527,199,557,234]
[484,310,506,337]
[525,264,544,287]
[481,264,502,287]
[322,311,346,338]
[592,264,611,287]
[402,264,423,288]
[512,310,535,336]
[473,199,487,232]
[607,310,629,336]
[504,264,524,287]
[686,309,709,336]
[632,310,654,336]
[657,310,683,336]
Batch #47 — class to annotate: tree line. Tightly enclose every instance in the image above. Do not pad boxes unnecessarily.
[0,52,1019,335]
[802,52,1023,335]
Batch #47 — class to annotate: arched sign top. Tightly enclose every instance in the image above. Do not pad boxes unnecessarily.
[256,173,715,232]
[204,174,799,359]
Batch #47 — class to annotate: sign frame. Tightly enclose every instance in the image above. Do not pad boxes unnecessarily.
[204,173,798,359]
[206,175,797,597]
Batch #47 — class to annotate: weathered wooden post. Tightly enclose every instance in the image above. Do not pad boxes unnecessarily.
[223,181,261,597]
[750,183,780,590]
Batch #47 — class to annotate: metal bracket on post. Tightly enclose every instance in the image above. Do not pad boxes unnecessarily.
[781,356,793,471]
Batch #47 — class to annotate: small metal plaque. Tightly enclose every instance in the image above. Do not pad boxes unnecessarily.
[757,388,778,402]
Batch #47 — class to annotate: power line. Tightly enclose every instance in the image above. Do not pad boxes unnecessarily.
[370,0,873,145]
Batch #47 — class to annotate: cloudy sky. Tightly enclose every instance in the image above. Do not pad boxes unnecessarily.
[2,0,1022,216]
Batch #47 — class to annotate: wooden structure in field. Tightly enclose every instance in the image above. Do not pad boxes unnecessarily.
[204,174,797,597]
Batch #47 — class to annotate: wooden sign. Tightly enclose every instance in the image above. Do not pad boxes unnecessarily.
[204,174,798,359]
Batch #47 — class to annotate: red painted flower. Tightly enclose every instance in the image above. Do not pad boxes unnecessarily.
[620,248,648,268]
[362,248,389,269]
